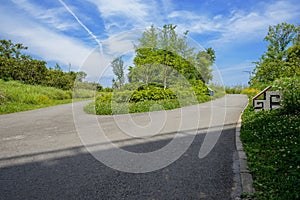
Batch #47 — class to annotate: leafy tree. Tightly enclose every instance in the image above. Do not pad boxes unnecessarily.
[129,24,215,88]
[0,39,28,59]
[0,39,96,90]
[194,48,215,83]
[111,57,125,89]
[137,25,158,49]
[251,23,299,85]
[0,39,48,84]
[76,71,87,82]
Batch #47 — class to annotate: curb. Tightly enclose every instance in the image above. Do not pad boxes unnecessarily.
[234,102,255,199]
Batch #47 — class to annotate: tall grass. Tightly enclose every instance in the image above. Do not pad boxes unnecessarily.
[0,79,93,114]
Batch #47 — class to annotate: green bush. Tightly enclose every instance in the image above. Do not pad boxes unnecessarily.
[130,86,176,102]
[89,80,216,115]
[273,76,300,113]
[91,98,182,115]
[94,101,112,115]
[96,92,112,102]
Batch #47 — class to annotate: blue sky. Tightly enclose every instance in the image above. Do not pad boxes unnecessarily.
[0,0,299,87]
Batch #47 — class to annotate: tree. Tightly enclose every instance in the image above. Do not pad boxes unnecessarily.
[129,24,214,88]
[251,23,299,85]
[111,57,125,89]
[0,39,28,59]
[76,71,87,82]
[194,48,215,83]
[137,25,158,49]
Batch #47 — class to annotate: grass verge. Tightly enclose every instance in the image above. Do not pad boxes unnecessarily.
[0,79,93,114]
[240,105,300,200]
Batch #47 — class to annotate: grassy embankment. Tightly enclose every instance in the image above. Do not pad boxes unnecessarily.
[0,79,94,114]
[240,77,300,200]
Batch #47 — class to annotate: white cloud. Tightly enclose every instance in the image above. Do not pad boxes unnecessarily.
[88,0,149,19]
[11,0,79,31]
[0,1,141,80]
[102,29,143,56]
[87,0,152,29]
[219,61,254,72]
[168,10,224,34]
[212,1,300,44]
[0,6,92,68]
[167,1,300,45]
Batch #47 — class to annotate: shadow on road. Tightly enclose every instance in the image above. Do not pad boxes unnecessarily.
[0,123,238,200]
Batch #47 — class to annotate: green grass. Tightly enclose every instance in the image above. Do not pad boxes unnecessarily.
[240,105,300,200]
[0,79,94,114]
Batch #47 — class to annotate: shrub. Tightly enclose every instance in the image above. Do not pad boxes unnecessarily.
[95,101,112,115]
[90,80,214,115]
[273,76,300,113]
[34,95,52,104]
[130,86,176,102]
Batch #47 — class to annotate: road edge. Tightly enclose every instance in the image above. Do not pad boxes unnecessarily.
[234,100,255,199]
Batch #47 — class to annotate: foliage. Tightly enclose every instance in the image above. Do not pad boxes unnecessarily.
[273,76,300,113]
[195,48,214,83]
[0,79,70,114]
[0,39,28,59]
[130,85,176,102]
[111,57,125,89]
[85,24,222,116]
[129,24,215,88]
[0,79,94,114]
[241,106,300,200]
[131,48,206,87]
[225,85,243,94]
[0,39,99,91]
[74,81,103,91]
[285,44,300,76]
[241,87,260,97]
[240,23,300,199]
[86,81,222,115]
[251,23,299,85]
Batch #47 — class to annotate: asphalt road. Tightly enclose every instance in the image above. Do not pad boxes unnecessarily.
[0,94,248,200]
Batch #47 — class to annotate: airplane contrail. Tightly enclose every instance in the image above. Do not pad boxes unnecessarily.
[58,0,103,55]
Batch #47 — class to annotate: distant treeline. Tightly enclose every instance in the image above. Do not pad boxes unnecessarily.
[0,39,102,90]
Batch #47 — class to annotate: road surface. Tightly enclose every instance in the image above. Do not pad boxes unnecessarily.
[0,94,248,200]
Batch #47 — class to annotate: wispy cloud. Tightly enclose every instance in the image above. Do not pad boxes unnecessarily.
[0,5,92,68]
[58,0,103,54]
[211,1,300,44]
[11,0,78,31]
[87,0,162,34]
[88,0,149,20]
[168,1,300,45]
